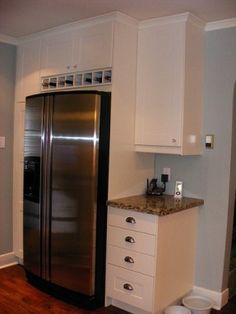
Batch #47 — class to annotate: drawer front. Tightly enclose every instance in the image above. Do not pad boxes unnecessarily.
[107,245,155,276]
[108,207,157,235]
[107,226,156,256]
[106,264,153,312]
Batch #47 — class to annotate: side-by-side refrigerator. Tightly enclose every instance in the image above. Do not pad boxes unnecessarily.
[23,91,111,307]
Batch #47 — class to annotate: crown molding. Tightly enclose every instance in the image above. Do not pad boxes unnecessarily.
[112,11,138,26]
[4,12,236,44]
[139,12,205,29]
[205,18,236,31]
[18,11,138,43]
[18,12,117,41]
[188,13,205,28]
[0,34,18,45]
[139,12,189,29]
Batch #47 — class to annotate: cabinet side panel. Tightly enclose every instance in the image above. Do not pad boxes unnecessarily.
[15,40,41,102]
[13,102,25,258]
[15,46,24,102]
[155,208,198,313]
[182,22,204,155]
[109,20,154,199]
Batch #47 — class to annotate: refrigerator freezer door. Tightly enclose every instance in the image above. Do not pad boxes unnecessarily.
[50,93,101,295]
[23,96,44,277]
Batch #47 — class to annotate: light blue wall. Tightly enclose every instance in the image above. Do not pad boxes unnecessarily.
[155,27,236,292]
[0,42,16,254]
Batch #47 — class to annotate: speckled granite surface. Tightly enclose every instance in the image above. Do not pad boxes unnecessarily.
[107,194,204,216]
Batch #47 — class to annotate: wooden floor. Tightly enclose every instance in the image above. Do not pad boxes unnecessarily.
[212,296,236,314]
[0,265,236,313]
[0,265,128,314]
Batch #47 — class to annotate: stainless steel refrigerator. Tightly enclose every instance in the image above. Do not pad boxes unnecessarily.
[23,91,111,307]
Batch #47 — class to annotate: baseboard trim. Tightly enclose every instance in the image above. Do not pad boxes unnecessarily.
[191,286,229,310]
[0,252,19,269]
[111,299,149,314]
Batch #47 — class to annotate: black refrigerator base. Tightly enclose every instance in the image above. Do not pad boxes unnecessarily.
[25,269,104,309]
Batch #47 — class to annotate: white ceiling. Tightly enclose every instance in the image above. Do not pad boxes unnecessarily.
[1,0,236,38]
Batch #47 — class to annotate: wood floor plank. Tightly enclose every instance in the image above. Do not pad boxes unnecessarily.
[1,265,236,313]
[0,265,128,314]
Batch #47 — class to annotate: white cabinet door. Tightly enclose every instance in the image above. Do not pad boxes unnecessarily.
[40,21,113,76]
[15,39,41,102]
[135,14,203,155]
[136,22,184,148]
[106,264,154,312]
[40,31,74,76]
[73,21,113,71]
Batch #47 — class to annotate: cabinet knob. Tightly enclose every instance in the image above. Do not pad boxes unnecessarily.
[73,64,77,69]
[126,217,136,224]
[172,138,177,143]
[66,65,70,70]
[123,283,134,291]
[125,236,135,243]
[124,256,134,263]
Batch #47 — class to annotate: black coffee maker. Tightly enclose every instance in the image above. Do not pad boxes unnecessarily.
[146,175,168,196]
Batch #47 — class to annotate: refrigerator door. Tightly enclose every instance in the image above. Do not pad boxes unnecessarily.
[50,93,101,295]
[23,96,44,277]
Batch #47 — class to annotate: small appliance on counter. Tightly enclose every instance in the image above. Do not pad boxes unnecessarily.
[146,175,168,196]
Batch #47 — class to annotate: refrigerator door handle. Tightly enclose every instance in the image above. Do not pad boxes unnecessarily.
[41,95,53,281]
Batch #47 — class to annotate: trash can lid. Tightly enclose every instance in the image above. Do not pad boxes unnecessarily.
[165,305,191,314]
[183,296,213,310]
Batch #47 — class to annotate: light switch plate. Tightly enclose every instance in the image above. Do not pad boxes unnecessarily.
[0,136,6,148]
[205,134,214,149]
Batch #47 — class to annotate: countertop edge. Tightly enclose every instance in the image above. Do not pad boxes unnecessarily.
[107,194,204,216]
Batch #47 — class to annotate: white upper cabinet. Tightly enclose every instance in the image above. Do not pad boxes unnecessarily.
[40,31,74,76]
[73,21,113,71]
[40,20,113,77]
[15,39,41,102]
[135,13,204,155]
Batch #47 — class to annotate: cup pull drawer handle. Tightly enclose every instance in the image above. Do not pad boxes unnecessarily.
[126,216,136,224]
[125,236,135,243]
[123,283,133,291]
[124,256,134,263]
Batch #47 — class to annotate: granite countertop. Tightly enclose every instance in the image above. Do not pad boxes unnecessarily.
[107,194,204,216]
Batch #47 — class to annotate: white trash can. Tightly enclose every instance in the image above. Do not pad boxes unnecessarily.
[182,295,213,314]
[165,305,191,314]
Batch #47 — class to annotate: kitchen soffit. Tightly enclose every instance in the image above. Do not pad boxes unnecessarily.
[0,0,236,38]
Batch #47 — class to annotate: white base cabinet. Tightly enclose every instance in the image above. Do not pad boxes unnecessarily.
[106,206,198,314]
